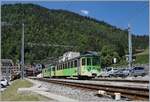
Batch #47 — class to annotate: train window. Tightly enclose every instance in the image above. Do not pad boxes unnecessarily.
[57,65,60,70]
[87,58,91,65]
[71,61,74,68]
[68,62,70,68]
[63,64,64,69]
[93,57,100,65]
[67,62,69,68]
[61,64,62,70]
[74,60,77,67]
[61,64,65,70]
[59,65,60,70]
[48,68,51,71]
[54,67,55,71]
[65,63,67,69]
[55,66,57,70]
[70,61,71,68]
[58,65,60,70]
[70,61,72,68]
[64,63,66,69]
[82,58,85,65]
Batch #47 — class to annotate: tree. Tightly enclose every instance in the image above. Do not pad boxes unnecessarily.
[100,45,120,67]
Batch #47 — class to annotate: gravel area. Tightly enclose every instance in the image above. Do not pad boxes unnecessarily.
[31,79,115,102]
[125,75,149,80]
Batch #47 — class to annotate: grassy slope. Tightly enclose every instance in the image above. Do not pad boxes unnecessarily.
[134,48,149,64]
[111,48,149,67]
[1,79,50,101]
[135,48,149,55]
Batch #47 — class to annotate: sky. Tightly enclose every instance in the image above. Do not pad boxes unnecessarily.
[1,1,149,35]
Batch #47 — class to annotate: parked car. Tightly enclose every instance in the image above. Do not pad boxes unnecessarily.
[130,67,145,77]
[1,78,9,88]
[113,68,130,77]
[109,68,119,77]
[99,70,110,77]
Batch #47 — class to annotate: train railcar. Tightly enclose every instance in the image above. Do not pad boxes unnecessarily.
[42,68,50,78]
[42,65,55,78]
[42,52,101,79]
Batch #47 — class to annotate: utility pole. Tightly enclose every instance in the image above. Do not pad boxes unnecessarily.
[128,24,132,69]
[21,23,25,79]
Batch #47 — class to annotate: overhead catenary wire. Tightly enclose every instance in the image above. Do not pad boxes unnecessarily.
[27,42,77,48]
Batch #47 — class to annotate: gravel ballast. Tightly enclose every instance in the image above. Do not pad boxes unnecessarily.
[29,79,114,102]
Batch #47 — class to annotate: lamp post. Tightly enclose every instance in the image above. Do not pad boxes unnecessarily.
[21,23,25,79]
[128,24,132,69]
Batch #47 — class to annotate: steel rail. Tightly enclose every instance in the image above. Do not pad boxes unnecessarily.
[92,78,149,83]
[43,77,149,83]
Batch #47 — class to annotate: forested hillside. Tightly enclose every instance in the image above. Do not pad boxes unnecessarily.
[1,4,148,66]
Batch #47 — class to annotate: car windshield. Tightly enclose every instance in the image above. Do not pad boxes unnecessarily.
[133,67,144,70]
[106,67,113,71]
[122,69,126,70]
[125,69,130,71]
[137,67,144,70]
[116,69,123,72]
[1,79,5,81]
[113,69,118,71]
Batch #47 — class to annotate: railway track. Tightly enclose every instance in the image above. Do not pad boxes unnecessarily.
[52,77,149,83]
[31,77,149,101]
[92,78,149,83]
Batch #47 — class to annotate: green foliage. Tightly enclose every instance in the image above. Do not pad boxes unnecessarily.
[134,54,149,64]
[134,48,149,64]
[100,45,120,67]
[1,3,149,64]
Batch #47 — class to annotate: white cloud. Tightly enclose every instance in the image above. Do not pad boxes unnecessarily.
[80,10,89,15]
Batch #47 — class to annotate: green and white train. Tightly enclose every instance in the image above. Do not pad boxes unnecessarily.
[42,52,101,79]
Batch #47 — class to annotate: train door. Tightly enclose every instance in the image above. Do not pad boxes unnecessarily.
[50,66,51,77]
[77,58,81,76]
[54,66,56,76]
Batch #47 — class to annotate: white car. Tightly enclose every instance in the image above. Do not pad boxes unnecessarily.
[99,68,119,77]
[99,70,110,77]
[1,79,9,87]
